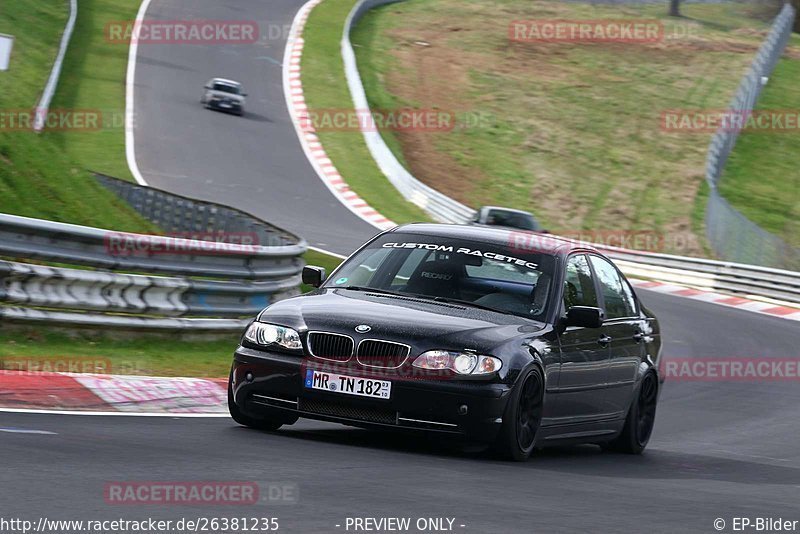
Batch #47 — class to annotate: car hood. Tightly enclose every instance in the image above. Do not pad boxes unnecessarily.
[208,90,244,102]
[257,288,545,353]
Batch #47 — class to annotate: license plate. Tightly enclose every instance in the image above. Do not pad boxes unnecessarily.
[220,102,231,108]
[304,370,391,399]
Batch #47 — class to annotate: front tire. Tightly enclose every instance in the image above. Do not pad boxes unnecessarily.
[605,372,658,454]
[493,367,544,461]
[227,372,291,431]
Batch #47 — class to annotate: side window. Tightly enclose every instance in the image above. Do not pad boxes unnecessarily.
[563,255,599,311]
[588,256,637,319]
[390,249,431,288]
[465,258,539,285]
[337,248,391,287]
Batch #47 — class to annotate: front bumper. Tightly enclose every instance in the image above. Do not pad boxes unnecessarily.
[208,99,242,113]
[231,346,512,442]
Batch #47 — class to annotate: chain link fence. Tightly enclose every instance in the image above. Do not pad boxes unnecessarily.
[704,3,799,270]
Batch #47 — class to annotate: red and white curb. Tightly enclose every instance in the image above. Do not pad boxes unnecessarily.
[0,371,227,414]
[630,279,800,321]
[282,0,395,231]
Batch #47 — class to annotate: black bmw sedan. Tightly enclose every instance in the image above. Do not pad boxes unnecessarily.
[229,224,662,460]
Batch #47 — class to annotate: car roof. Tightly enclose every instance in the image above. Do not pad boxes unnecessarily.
[210,78,241,86]
[480,205,535,216]
[391,223,599,257]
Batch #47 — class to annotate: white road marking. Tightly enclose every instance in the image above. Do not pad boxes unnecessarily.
[125,0,154,186]
[0,407,230,418]
[0,427,57,434]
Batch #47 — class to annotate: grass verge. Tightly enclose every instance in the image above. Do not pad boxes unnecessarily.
[0,327,238,378]
[48,0,139,180]
[0,0,155,232]
[306,0,784,256]
[720,37,800,248]
[300,0,431,224]
[0,1,344,376]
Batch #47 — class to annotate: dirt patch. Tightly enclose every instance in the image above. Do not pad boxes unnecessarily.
[385,34,492,203]
[363,0,778,253]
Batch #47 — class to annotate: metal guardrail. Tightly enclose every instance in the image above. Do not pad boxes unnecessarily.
[0,180,307,330]
[338,0,800,305]
[95,174,299,248]
[33,0,77,132]
[593,244,800,304]
[704,4,799,269]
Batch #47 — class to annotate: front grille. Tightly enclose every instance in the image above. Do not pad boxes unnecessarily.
[299,398,396,425]
[357,340,411,368]
[307,332,354,362]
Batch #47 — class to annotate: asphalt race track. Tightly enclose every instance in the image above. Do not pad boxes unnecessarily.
[1,1,799,532]
[2,291,800,532]
[131,0,376,252]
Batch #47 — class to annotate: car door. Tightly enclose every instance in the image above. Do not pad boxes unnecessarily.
[552,254,614,420]
[587,255,645,416]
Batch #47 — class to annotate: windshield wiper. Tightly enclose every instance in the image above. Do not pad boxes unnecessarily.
[339,285,405,298]
[340,287,523,316]
[400,293,505,314]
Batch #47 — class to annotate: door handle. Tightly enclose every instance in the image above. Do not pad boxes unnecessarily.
[597,334,612,347]
[632,332,645,342]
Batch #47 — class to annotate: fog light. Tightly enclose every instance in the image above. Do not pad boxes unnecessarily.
[245,372,254,383]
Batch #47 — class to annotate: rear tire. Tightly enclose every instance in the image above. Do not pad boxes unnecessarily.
[605,372,658,454]
[227,371,291,431]
[493,367,544,461]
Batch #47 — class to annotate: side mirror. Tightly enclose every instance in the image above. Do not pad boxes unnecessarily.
[565,306,604,328]
[302,265,327,288]
[204,84,211,90]
[241,92,248,97]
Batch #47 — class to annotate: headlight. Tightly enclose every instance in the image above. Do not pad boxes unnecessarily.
[412,350,502,375]
[244,322,302,351]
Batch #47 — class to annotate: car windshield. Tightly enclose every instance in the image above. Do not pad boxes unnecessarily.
[324,233,556,321]
[486,209,540,231]
[212,82,240,94]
